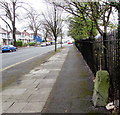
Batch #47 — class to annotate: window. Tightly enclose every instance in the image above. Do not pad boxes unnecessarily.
[2,33,6,38]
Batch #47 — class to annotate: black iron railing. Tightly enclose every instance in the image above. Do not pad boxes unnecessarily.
[75,29,120,111]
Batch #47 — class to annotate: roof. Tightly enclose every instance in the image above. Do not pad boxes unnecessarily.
[16,30,21,34]
[21,30,30,36]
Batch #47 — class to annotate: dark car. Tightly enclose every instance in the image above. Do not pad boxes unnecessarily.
[2,45,17,53]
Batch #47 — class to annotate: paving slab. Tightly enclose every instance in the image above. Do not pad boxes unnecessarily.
[2,95,10,103]
[44,71,60,79]
[5,102,27,113]
[27,93,48,102]
[12,88,26,95]
[1,46,69,113]
[8,89,33,102]
[2,102,14,113]
[21,102,45,113]
[27,88,52,102]
[37,82,54,89]
[2,89,16,96]
[33,88,52,95]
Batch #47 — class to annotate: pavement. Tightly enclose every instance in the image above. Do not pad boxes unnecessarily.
[42,45,110,114]
[0,45,111,114]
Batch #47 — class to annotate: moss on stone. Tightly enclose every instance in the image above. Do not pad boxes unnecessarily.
[92,70,110,106]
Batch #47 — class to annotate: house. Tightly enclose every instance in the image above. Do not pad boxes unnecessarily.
[0,26,36,47]
[18,30,34,43]
[0,26,13,46]
[16,30,21,41]
[9,30,35,44]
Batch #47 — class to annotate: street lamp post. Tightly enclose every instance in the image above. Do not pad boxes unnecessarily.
[6,25,9,45]
[6,14,9,45]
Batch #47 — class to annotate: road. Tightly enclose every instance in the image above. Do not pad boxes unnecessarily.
[0,44,66,88]
[1,45,56,69]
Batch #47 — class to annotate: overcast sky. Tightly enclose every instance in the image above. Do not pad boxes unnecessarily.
[0,0,118,35]
[0,0,48,29]
[25,0,48,12]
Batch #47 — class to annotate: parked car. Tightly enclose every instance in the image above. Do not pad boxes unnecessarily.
[41,42,46,47]
[2,45,17,53]
[68,41,73,44]
[46,42,51,46]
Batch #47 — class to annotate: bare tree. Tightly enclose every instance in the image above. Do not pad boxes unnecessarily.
[41,26,52,42]
[42,3,63,52]
[25,7,42,41]
[0,0,27,46]
[52,1,112,36]
[52,1,113,69]
[59,23,64,48]
[107,1,120,58]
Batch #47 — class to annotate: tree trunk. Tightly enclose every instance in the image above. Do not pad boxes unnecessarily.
[55,37,57,52]
[89,37,96,74]
[61,35,62,48]
[103,33,107,70]
[117,7,120,113]
[13,27,16,46]
[13,2,16,46]
[12,20,16,46]
[34,30,38,45]
[118,7,120,60]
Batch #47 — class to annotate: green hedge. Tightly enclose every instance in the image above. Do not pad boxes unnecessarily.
[16,40,23,47]
[28,42,36,46]
[22,43,28,47]
[16,41,36,47]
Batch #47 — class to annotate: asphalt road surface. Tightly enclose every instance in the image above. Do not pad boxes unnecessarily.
[1,45,55,69]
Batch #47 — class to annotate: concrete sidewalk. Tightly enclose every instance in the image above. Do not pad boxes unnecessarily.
[1,46,69,113]
[42,45,110,114]
[1,45,110,114]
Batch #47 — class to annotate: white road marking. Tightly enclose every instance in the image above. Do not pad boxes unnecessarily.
[0,54,42,72]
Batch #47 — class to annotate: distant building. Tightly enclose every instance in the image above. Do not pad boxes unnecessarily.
[31,33,42,43]
[16,30,21,41]
[19,30,34,43]
[9,30,35,44]
[0,26,12,46]
[0,26,38,47]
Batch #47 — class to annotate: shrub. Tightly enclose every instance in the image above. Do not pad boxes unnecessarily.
[11,42,13,45]
[28,42,36,46]
[16,40,23,47]
[22,43,28,47]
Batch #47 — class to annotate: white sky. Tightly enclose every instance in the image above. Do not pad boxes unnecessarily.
[25,0,48,12]
[0,0,118,37]
[0,0,48,29]
[0,0,71,39]
[17,0,50,31]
